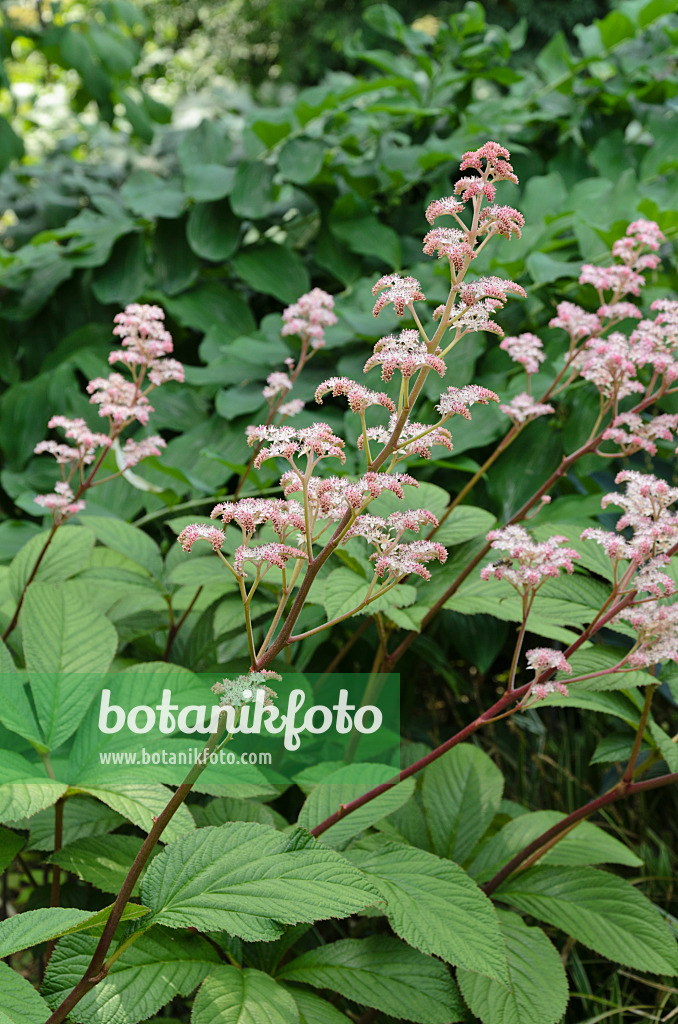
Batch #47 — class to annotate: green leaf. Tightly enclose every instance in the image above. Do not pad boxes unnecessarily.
[0,903,149,958]
[350,842,508,982]
[50,834,161,896]
[193,966,299,1024]
[297,764,415,848]
[435,506,497,546]
[279,138,325,183]
[368,482,449,520]
[457,911,569,1024]
[183,165,235,202]
[277,936,463,1023]
[76,783,195,844]
[468,811,641,883]
[160,283,255,340]
[286,988,352,1024]
[79,514,163,578]
[0,750,67,822]
[0,825,23,873]
[22,583,118,750]
[0,962,53,1024]
[329,196,401,268]
[421,744,504,864]
[230,162,275,219]
[91,232,148,305]
[17,796,124,851]
[43,929,220,1024]
[120,170,187,219]
[187,199,241,261]
[191,796,282,830]
[232,243,311,303]
[140,822,381,939]
[497,865,678,974]
[322,568,416,622]
[9,526,94,600]
[0,673,44,748]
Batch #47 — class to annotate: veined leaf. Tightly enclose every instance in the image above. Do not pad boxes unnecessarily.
[79,514,163,578]
[421,744,504,864]
[49,834,162,896]
[350,841,508,982]
[286,987,352,1024]
[43,928,219,1024]
[457,911,569,1024]
[0,962,54,1024]
[75,783,194,844]
[140,822,381,940]
[297,763,414,848]
[0,826,23,873]
[434,506,497,547]
[277,936,464,1023]
[193,966,299,1024]
[22,582,118,750]
[0,750,67,822]
[496,865,678,974]
[468,811,641,883]
[0,903,149,958]
[9,526,93,600]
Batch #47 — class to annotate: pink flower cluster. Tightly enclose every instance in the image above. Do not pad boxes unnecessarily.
[500,333,545,376]
[315,377,396,414]
[360,416,453,461]
[281,288,337,349]
[436,385,499,420]
[499,393,554,426]
[372,274,426,318]
[613,604,678,668]
[211,497,305,541]
[345,508,446,581]
[481,525,580,592]
[281,471,417,522]
[247,423,346,470]
[34,304,180,522]
[582,470,678,566]
[525,646,571,700]
[364,330,446,382]
[601,412,678,457]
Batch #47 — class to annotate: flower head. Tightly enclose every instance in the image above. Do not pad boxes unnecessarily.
[282,288,337,349]
[315,377,396,414]
[500,333,545,376]
[233,543,307,577]
[212,671,280,709]
[34,481,86,523]
[499,393,554,425]
[372,274,425,317]
[481,526,580,591]
[177,523,225,553]
[364,330,446,382]
[437,385,499,420]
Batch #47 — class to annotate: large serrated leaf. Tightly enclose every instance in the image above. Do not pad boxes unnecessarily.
[75,783,194,844]
[297,763,414,848]
[43,928,220,1024]
[350,842,508,983]
[9,526,94,600]
[49,834,162,896]
[285,987,352,1024]
[79,514,163,578]
[496,865,678,974]
[277,936,464,1023]
[421,744,504,864]
[0,903,149,957]
[468,810,641,882]
[140,821,381,939]
[0,750,67,822]
[193,966,299,1024]
[0,962,54,1024]
[457,911,569,1024]
[434,506,497,546]
[22,583,118,750]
